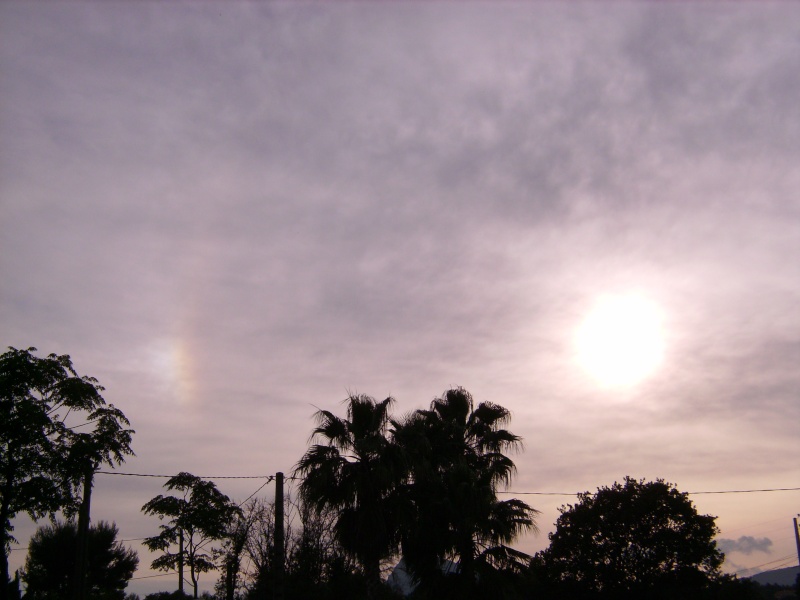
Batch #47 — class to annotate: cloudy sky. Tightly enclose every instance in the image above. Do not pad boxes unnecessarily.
[2,1,799,595]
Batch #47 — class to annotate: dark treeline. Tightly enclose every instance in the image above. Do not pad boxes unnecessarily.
[201,392,788,600]
[2,347,795,600]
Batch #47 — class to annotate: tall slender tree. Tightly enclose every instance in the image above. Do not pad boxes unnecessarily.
[142,473,241,599]
[294,395,404,599]
[394,388,538,598]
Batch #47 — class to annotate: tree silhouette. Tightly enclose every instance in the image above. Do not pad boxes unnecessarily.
[142,473,241,599]
[394,388,537,599]
[531,477,724,599]
[22,520,137,600]
[294,395,405,599]
[0,347,133,600]
[233,495,369,600]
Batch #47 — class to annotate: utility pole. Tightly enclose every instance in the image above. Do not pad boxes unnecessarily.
[274,473,285,600]
[793,515,800,568]
[72,463,94,600]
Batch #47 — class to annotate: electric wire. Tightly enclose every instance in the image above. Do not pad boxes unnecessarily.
[732,554,799,576]
[498,486,800,496]
[12,472,797,580]
[237,477,274,508]
[96,472,799,496]
[723,516,793,537]
[688,487,800,495]
[130,571,178,581]
[96,471,272,479]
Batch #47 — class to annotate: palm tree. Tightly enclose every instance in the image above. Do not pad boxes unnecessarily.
[294,394,404,598]
[393,388,538,598]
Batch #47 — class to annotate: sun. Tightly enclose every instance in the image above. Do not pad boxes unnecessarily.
[576,294,664,388]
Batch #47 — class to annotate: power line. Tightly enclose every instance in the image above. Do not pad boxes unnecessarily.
[10,535,152,552]
[499,486,800,497]
[733,553,798,576]
[96,472,800,496]
[8,475,279,553]
[498,491,577,496]
[96,471,273,479]
[96,471,800,496]
[130,571,178,581]
[690,487,800,495]
[238,477,275,507]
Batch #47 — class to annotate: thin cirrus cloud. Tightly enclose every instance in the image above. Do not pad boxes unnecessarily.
[1,2,799,593]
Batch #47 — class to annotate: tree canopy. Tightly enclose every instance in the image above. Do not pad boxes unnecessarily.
[393,388,537,599]
[0,346,134,600]
[531,476,725,599]
[293,389,537,600]
[142,472,242,599]
[22,520,138,600]
[294,395,404,599]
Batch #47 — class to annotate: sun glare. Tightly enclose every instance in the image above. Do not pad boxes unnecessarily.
[576,294,664,388]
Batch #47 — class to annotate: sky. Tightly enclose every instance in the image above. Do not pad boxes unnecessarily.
[1,1,799,596]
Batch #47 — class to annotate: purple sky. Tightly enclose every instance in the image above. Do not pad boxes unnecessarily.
[2,2,799,596]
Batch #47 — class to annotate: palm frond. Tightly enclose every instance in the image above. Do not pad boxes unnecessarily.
[477,544,532,573]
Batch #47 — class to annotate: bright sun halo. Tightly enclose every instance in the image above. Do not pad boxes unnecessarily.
[576,294,664,388]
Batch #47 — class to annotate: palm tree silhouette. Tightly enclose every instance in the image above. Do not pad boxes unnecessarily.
[394,388,538,598]
[294,394,404,599]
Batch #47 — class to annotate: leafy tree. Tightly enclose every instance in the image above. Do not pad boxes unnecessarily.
[393,388,537,599]
[0,347,134,600]
[21,520,138,600]
[530,476,725,599]
[142,472,242,599]
[294,395,405,599]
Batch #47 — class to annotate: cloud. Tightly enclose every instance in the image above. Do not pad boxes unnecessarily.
[3,4,800,592]
[718,536,773,556]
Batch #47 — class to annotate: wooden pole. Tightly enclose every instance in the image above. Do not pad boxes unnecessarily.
[274,473,285,600]
[72,465,93,600]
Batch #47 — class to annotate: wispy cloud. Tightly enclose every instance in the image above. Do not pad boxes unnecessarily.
[2,2,799,593]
